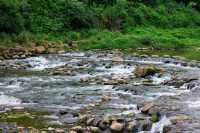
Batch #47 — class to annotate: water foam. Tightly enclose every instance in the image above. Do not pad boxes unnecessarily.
[27,56,65,70]
[0,93,21,106]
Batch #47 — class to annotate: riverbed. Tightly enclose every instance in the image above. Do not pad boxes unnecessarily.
[0,51,200,133]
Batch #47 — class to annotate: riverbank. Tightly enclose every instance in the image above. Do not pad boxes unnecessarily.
[1,27,200,61]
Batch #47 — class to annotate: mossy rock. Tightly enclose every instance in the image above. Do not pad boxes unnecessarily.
[134,65,162,78]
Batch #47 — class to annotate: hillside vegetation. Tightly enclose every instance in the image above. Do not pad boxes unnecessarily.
[1,0,200,59]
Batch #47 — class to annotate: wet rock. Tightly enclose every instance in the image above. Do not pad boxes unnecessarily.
[99,118,110,130]
[169,114,192,124]
[143,79,154,86]
[61,113,79,124]
[87,118,95,126]
[51,65,76,76]
[92,117,102,127]
[127,120,137,132]
[138,119,152,131]
[101,95,110,103]
[69,131,78,133]
[134,65,162,78]
[71,126,83,132]
[110,120,124,132]
[55,129,65,133]
[141,102,155,114]
[89,126,100,133]
[163,76,198,88]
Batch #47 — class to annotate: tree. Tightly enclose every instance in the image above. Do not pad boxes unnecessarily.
[0,0,24,33]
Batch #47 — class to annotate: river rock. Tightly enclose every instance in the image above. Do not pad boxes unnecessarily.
[110,120,124,132]
[112,56,123,63]
[163,76,198,87]
[34,46,46,54]
[69,131,77,133]
[101,95,110,103]
[71,126,83,132]
[134,65,162,78]
[55,129,65,133]
[89,126,100,133]
[47,48,58,54]
[87,118,94,126]
[99,117,110,130]
[169,114,192,124]
[141,102,155,114]
[127,120,137,132]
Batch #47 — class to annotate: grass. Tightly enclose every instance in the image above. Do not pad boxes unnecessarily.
[1,26,200,60]
[78,26,200,50]
[0,109,55,129]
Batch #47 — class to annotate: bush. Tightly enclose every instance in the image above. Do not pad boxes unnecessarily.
[140,36,154,46]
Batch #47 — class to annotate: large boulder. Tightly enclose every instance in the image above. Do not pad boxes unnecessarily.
[134,65,162,78]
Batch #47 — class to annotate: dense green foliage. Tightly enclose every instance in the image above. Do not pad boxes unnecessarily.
[0,0,200,34]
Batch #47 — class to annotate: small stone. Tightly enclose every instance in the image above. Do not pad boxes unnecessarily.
[87,118,94,126]
[127,120,137,132]
[110,120,124,132]
[101,95,110,103]
[112,56,123,63]
[71,126,83,131]
[48,127,55,131]
[69,131,77,133]
[57,50,65,54]
[90,126,100,133]
[169,114,192,123]
[99,118,110,130]
[141,102,155,114]
[55,129,65,133]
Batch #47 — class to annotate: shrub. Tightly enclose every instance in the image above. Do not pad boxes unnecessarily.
[140,36,154,46]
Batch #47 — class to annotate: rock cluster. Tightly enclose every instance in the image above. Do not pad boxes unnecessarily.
[80,74,135,85]
[0,47,32,60]
[0,42,65,60]
[50,65,76,76]
[69,116,153,133]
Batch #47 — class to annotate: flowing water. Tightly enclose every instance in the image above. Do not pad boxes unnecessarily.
[0,51,200,132]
